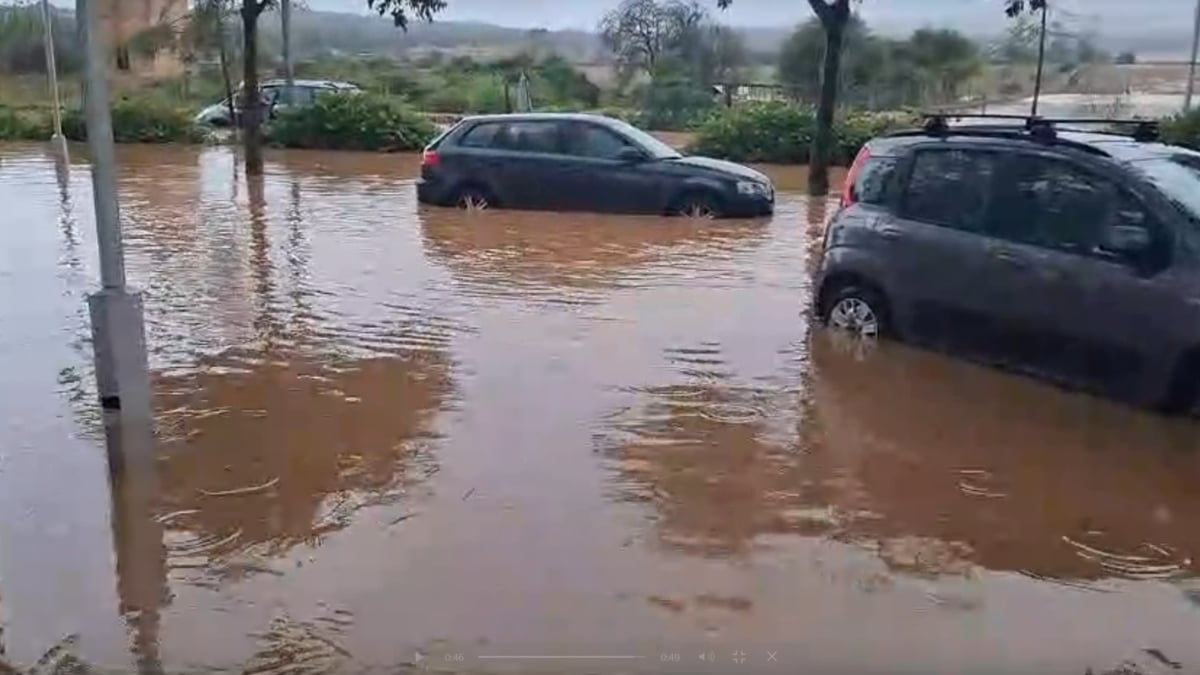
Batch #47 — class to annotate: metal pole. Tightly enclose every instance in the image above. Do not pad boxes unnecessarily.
[1186,0,1200,111]
[79,0,125,292]
[39,0,68,160]
[79,0,151,420]
[1031,2,1048,117]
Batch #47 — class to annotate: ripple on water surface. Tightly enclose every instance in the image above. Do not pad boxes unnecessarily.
[3,143,1200,673]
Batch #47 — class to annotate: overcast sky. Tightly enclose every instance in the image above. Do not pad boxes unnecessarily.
[302,0,1198,34]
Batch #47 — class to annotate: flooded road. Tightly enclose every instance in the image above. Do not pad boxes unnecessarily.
[2,142,1200,674]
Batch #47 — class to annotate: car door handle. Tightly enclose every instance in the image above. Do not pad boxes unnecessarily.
[879,226,904,240]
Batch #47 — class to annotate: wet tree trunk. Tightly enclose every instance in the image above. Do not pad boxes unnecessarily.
[808,0,850,197]
[240,0,264,176]
[216,18,237,128]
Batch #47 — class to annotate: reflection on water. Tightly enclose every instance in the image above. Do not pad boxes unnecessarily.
[1,142,1199,673]
[154,346,450,573]
[599,375,810,557]
[420,209,771,301]
[808,334,1200,581]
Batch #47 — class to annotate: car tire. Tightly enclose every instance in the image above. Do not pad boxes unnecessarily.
[1160,349,1200,416]
[671,192,721,219]
[454,185,495,211]
[821,284,890,339]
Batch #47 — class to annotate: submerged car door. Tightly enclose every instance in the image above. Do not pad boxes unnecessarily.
[886,146,1005,344]
[558,121,662,214]
[491,120,573,210]
[981,153,1167,388]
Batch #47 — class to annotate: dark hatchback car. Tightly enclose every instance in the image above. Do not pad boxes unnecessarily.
[814,115,1200,412]
[416,113,774,217]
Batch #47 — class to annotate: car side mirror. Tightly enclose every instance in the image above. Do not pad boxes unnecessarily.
[616,147,646,163]
[1100,224,1152,257]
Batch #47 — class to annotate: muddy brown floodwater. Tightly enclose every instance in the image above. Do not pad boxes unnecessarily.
[2,142,1200,675]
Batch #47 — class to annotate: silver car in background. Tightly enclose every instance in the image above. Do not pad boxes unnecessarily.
[194,78,361,127]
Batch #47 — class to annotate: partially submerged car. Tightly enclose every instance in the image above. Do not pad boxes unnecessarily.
[195,79,361,127]
[814,113,1200,412]
[416,113,775,218]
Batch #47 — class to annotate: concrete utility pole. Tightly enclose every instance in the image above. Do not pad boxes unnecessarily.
[103,413,165,674]
[1186,0,1200,111]
[78,0,152,422]
[39,0,67,161]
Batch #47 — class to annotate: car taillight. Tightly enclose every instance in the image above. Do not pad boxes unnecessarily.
[841,146,870,208]
[421,149,440,167]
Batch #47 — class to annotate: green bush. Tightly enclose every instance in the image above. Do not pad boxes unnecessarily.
[1162,109,1200,151]
[0,106,53,140]
[632,79,716,131]
[265,93,437,152]
[690,103,915,164]
[466,75,509,114]
[61,97,200,143]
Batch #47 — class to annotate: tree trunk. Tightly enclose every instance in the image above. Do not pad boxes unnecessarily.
[240,0,263,176]
[810,16,845,196]
[216,17,237,127]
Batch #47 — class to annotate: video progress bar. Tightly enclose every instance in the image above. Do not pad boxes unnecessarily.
[477,655,646,660]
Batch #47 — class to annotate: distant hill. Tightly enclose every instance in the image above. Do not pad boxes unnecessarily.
[264,11,605,62]
[266,5,1190,66]
[858,0,1195,59]
[257,10,792,63]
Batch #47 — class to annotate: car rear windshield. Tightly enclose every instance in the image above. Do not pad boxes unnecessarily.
[852,157,896,205]
[1129,154,1200,225]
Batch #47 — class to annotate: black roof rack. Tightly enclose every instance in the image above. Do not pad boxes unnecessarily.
[919,112,1161,143]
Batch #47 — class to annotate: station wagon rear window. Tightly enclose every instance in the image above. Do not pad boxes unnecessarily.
[459,122,501,148]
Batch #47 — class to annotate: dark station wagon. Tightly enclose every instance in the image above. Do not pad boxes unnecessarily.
[416,113,775,218]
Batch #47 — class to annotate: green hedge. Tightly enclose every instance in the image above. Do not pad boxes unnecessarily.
[0,106,53,140]
[266,93,438,152]
[1162,108,1200,150]
[690,102,916,164]
[1,98,200,143]
[62,98,201,143]
[631,79,716,132]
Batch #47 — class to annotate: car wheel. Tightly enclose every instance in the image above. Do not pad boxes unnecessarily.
[822,285,889,339]
[672,192,721,219]
[455,185,493,211]
[1160,348,1200,415]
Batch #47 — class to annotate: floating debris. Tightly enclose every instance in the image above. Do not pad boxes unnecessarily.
[198,477,280,497]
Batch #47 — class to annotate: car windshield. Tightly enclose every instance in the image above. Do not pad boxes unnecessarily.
[1130,153,1200,225]
[606,119,682,159]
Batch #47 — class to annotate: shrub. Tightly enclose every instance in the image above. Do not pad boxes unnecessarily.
[690,103,816,163]
[425,84,471,114]
[265,93,437,152]
[61,97,200,143]
[0,106,53,140]
[690,102,915,164]
[632,78,716,131]
[1162,108,1200,151]
[465,75,509,114]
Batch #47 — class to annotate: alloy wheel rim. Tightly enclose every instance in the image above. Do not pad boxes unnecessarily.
[683,203,715,219]
[829,297,879,337]
[460,194,489,211]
